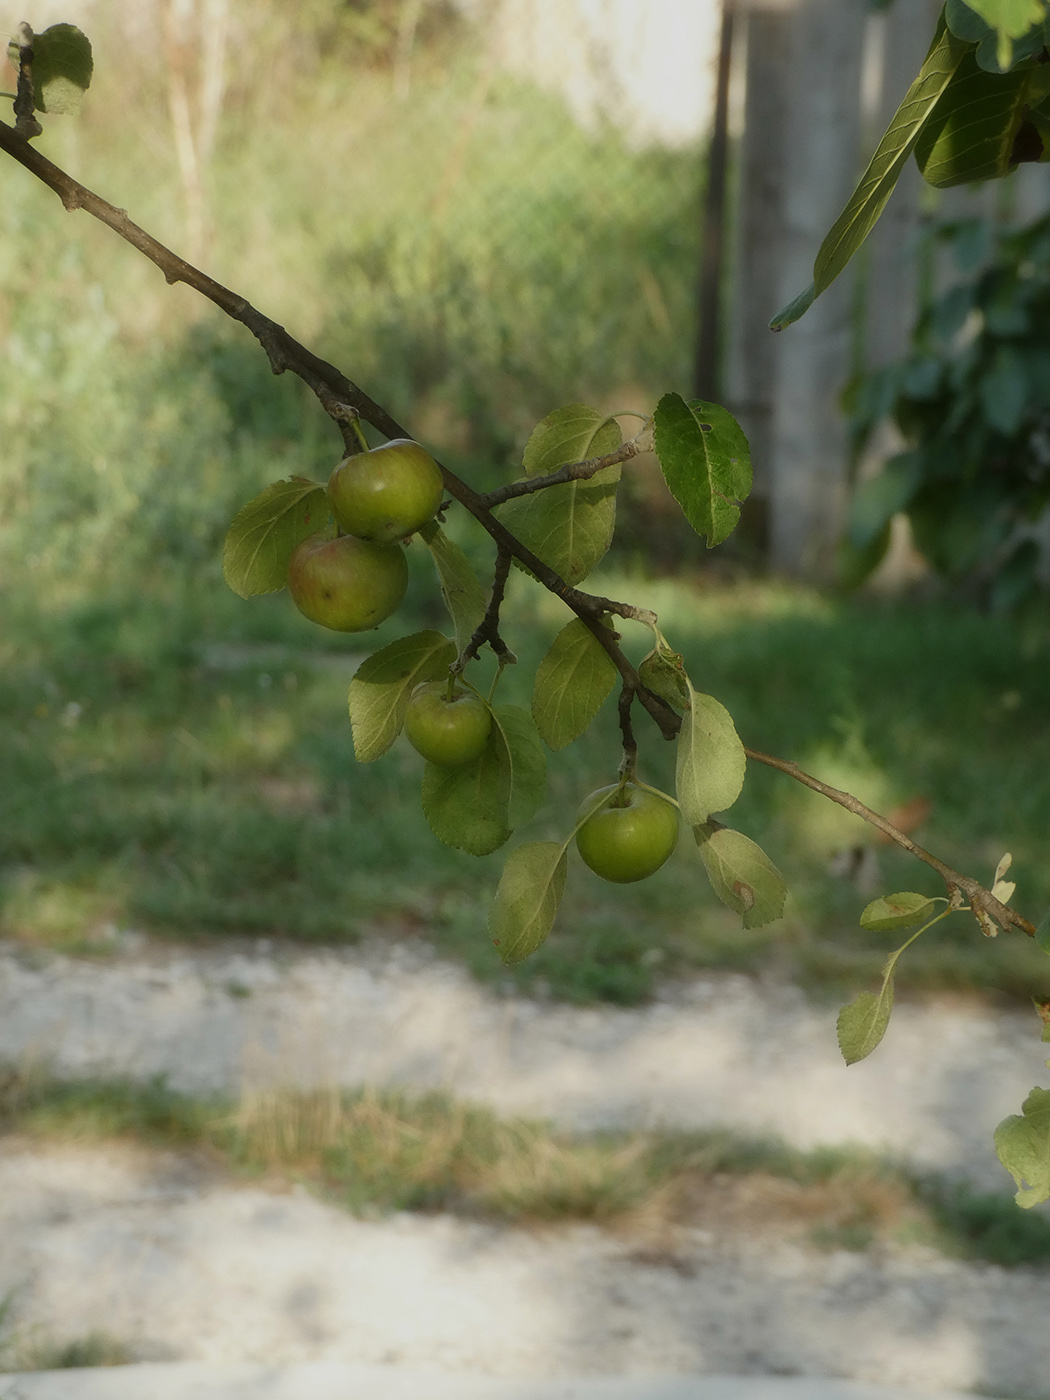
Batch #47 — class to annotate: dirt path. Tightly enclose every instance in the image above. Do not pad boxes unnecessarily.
[1,939,1046,1187]
[3,939,1050,1397]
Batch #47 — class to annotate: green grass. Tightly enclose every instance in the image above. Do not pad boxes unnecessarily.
[5,1070,1050,1267]
[3,567,1049,1008]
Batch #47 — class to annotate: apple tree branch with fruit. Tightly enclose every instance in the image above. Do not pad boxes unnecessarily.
[4,4,1050,1207]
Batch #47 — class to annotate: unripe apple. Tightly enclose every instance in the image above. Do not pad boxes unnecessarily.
[575,782,679,883]
[328,438,445,544]
[404,681,492,766]
[287,531,408,632]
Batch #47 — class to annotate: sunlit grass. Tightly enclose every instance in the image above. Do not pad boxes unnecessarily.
[5,1069,1050,1266]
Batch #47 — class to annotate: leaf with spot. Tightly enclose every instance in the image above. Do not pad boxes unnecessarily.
[694,825,787,930]
[859,892,940,932]
[995,1086,1050,1208]
[347,631,456,762]
[223,478,329,598]
[419,523,487,655]
[490,841,568,965]
[653,395,751,548]
[495,406,622,585]
[532,619,617,750]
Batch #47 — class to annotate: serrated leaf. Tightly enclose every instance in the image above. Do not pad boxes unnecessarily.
[31,24,93,115]
[223,478,328,599]
[347,631,456,763]
[995,1086,1050,1208]
[495,408,622,586]
[419,523,487,655]
[837,980,896,1065]
[772,24,969,327]
[653,394,751,548]
[638,647,690,711]
[915,50,1033,187]
[675,680,746,825]
[489,704,547,829]
[532,619,617,750]
[421,737,510,856]
[489,841,568,964]
[1036,906,1050,956]
[694,824,787,929]
[859,891,939,932]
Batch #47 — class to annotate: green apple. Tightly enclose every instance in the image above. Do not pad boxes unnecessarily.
[404,681,492,766]
[286,531,408,632]
[328,438,445,544]
[575,782,679,883]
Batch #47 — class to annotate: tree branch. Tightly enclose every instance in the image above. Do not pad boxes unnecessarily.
[0,118,680,740]
[481,431,652,508]
[744,747,1037,937]
[0,118,1037,939]
[455,547,514,670]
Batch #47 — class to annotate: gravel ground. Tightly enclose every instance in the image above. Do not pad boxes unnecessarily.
[2,938,1049,1397]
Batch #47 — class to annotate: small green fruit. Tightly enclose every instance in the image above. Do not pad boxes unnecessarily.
[575,782,679,883]
[404,681,492,767]
[287,531,408,632]
[328,438,444,544]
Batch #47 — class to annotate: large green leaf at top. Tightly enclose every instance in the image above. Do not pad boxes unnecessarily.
[771,23,970,330]
[348,631,456,762]
[914,50,1034,186]
[995,1086,1050,1207]
[958,0,1048,66]
[25,24,93,115]
[419,522,487,655]
[653,394,751,548]
[489,841,568,965]
[223,478,328,598]
[495,406,622,585]
[532,619,617,750]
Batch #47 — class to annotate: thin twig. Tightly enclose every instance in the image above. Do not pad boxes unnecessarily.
[744,747,1036,937]
[617,686,638,781]
[13,24,42,139]
[455,548,515,669]
[482,434,650,509]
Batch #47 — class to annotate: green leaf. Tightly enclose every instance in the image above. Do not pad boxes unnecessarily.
[675,680,746,825]
[489,704,547,829]
[222,478,328,599]
[769,283,816,333]
[489,841,568,965]
[915,50,1034,186]
[521,403,620,478]
[1036,906,1050,956]
[31,24,93,115]
[419,523,487,655]
[495,406,622,585]
[837,980,896,1065]
[347,631,456,763]
[532,619,617,750]
[960,0,1047,67]
[694,825,787,929]
[859,891,940,932]
[421,738,510,856]
[946,0,997,40]
[771,24,970,327]
[652,394,752,548]
[995,1086,1050,1208]
[638,646,690,711]
[975,23,1049,70]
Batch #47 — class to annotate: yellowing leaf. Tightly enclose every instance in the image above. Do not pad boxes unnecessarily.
[995,1086,1050,1208]
[837,980,895,1065]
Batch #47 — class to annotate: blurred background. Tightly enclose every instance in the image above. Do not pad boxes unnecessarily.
[3,1,1050,1385]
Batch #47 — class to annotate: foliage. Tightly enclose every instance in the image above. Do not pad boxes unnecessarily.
[848,212,1050,607]
[3,1,1050,1210]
